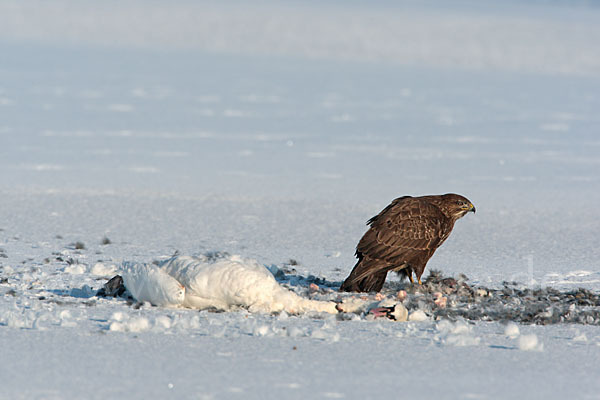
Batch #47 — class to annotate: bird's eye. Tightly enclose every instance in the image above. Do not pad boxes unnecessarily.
[456,200,464,205]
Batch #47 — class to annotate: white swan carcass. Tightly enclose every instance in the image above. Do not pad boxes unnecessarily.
[121,255,339,314]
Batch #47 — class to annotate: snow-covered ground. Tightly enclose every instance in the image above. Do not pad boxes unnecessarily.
[1,0,600,398]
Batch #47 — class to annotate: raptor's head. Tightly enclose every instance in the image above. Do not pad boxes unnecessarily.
[440,193,476,219]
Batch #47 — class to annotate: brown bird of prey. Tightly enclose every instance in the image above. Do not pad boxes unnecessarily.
[340,193,475,293]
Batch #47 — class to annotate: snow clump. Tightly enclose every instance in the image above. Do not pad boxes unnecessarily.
[518,334,543,351]
[504,322,520,338]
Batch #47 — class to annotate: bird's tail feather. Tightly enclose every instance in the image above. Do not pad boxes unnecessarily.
[339,258,389,293]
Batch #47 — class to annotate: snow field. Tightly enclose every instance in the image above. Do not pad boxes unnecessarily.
[2,0,600,398]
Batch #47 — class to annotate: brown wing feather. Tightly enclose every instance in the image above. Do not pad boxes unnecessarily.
[359,197,453,259]
[340,196,455,292]
[338,256,389,292]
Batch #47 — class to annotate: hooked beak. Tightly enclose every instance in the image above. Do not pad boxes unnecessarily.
[461,203,476,214]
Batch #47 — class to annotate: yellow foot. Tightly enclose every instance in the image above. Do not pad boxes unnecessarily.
[417,277,422,285]
[408,274,414,284]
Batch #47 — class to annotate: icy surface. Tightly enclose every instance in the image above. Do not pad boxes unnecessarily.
[1,0,600,398]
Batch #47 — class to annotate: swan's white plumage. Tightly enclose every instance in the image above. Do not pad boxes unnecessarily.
[122,262,185,307]
[121,255,338,314]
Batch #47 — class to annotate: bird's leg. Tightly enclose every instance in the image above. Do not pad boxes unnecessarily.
[407,269,421,285]
[408,270,422,285]
[415,270,423,285]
